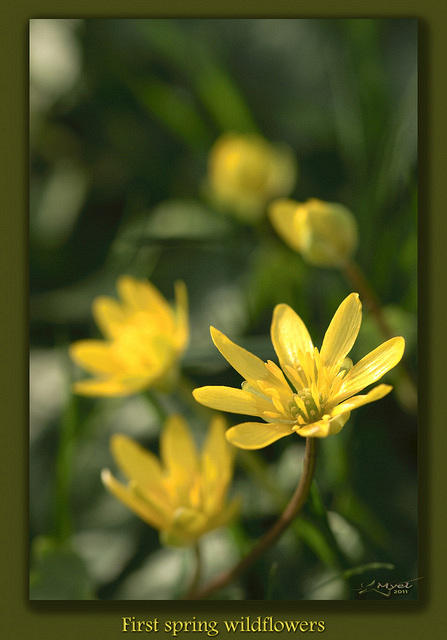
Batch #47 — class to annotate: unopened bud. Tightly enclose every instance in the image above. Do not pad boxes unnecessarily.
[269,198,358,267]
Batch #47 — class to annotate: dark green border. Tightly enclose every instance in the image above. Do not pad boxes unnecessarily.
[2,2,445,638]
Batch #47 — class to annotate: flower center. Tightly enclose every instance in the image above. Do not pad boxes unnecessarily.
[289,389,322,424]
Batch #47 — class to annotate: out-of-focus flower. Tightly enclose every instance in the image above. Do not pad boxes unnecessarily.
[193,293,404,447]
[70,276,188,396]
[207,133,297,222]
[102,414,238,546]
[269,198,358,267]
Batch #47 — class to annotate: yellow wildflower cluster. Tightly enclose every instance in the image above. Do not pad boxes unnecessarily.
[68,133,406,550]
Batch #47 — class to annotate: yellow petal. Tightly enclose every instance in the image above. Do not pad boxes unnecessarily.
[320,293,362,369]
[161,414,198,483]
[70,340,119,375]
[337,337,405,401]
[210,326,268,382]
[110,434,168,505]
[101,469,169,530]
[73,376,149,397]
[174,280,189,351]
[268,199,302,251]
[202,415,233,474]
[193,385,270,416]
[331,384,392,416]
[297,412,350,438]
[92,296,127,339]
[117,276,173,324]
[225,421,293,449]
[271,303,314,371]
[201,416,233,513]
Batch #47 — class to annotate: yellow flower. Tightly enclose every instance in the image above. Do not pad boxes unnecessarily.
[193,293,405,448]
[269,198,358,267]
[101,414,238,546]
[70,276,188,396]
[207,133,297,222]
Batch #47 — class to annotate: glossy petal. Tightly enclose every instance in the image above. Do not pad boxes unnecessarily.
[297,412,350,438]
[201,416,233,513]
[210,326,268,382]
[117,276,172,323]
[271,303,314,370]
[201,415,233,475]
[110,434,168,504]
[69,340,119,375]
[92,297,127,339]
[161,414,199,483]
[331,384,392,416]
[337,337,405,401]
[320,293,362,369]
[101,469,169,530]
[225,421,293,449]
[193,385,270,416]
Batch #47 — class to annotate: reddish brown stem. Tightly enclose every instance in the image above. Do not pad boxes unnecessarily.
[189,437,317,600]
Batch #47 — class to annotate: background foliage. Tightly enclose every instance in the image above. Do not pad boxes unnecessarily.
[29,18,417,600]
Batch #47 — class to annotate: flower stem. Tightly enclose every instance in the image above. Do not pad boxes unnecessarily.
[190,437,317,599]
[343,259,417,412]
[183,543,202,599]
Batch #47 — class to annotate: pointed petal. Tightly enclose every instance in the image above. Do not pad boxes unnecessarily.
[201,416,234,513]
[73,376,149,397]
[225,421,293,450]
[117,276,173,323]
[193,385,270,417]
[337,337,405,400]
[70,340,119,375]
[210,326,268,382]
[320,293,362,368]
[92,296,127,339]
[202,415,233,474]
[331,384,392,416]
[101,469,169,530]
[297,412,350,438]
[160,414,198,482]
[271,303,314,371]
[110,434,167,501]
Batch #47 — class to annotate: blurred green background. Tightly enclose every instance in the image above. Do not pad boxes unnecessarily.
[29,18,417,600]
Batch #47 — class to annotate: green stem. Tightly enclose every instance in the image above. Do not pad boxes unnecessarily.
[190,437,317,599]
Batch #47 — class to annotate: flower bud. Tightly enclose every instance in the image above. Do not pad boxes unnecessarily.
[269,198,358,267]
[207,133,297,223]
